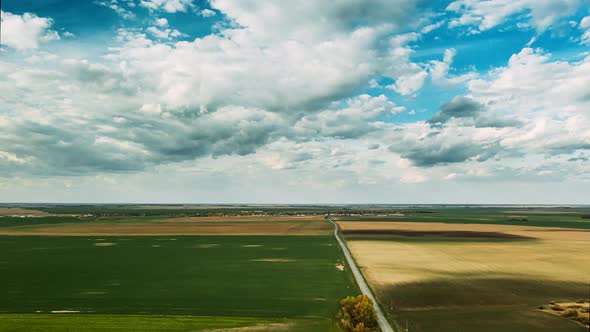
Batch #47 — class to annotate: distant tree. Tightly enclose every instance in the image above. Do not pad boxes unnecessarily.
[339,295,378,332]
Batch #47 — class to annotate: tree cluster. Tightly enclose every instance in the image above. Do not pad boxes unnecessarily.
[339,294,378,332]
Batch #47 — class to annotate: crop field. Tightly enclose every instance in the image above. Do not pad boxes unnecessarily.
[0,215,332,236]
[0,314,291,332]
[0,215,357,331]
[342,221,590,332]
[334,207,590,229]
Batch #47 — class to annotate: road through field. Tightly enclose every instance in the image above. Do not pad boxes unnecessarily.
[327,217,394,332]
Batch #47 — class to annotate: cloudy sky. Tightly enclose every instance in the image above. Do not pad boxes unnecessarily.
[1,0,589,204]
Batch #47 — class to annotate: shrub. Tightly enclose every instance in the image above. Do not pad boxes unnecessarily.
[575,315,589,325]
[339,295,378,332]
[562,309,579,318]
[551,305,565,311]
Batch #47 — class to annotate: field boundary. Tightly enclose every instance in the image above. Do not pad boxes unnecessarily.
[327,217,395,332]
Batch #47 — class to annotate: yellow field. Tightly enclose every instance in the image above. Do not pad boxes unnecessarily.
[342,221,590,332]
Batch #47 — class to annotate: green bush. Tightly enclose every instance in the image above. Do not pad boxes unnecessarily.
[339,295,378,332]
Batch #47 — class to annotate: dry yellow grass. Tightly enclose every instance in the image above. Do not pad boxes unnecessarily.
[161,215,324,223]
[543,301,590,328]
[343,222,590,286]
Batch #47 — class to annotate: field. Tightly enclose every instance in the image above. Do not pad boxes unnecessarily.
[0,314,289,332]
[0,216,331,236]
[3,205,590,331]
[334,206,590,229]
[341,220,590,332]
[0,214,357,331]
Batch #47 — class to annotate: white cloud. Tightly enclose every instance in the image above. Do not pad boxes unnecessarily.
[0,11,60,49]
[421,20,445,34]
[155,18,168,27]
[210,0,430,42]
[384,46,590,192]
[446,0,584,32]
[387,70,428,95]
[199,9,216,17]
[580,16,590,44]
[94,0,136,19]
[111,19,417,111]
[428,48,477,85]
[2,2,589,204]
[146,26,184,39]
[0,151,31,164]
[292,94,402,139]
[384,33,429,95]
[467,48,590,155]
[140,0,194,13]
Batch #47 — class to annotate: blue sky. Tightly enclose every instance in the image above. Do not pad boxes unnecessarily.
[1,0,589,203]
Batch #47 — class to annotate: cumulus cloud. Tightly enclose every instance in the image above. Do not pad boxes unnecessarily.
[1,0,589,201]
[429,96,483,124]
[293,94,403,139]
[388,122,506,166]
[580,16,590,44]
[199,9,216,17]
[211,0,434,42]
[1,1,443,178]
[428,48,477,86]
[388,46,590,172]
[446,0,584,32]
[385,33,429,95]
[146,26,185,39]
[0,11,60,49]
[94,0,136,19]
[140,0,195,13]
[155,18,168,27]
[109,1,431,113]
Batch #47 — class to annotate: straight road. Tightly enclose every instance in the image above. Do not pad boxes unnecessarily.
[327,217,395,332]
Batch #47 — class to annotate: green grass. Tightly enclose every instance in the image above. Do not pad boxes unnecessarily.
[337,209,590,229]
[0,314,342,332]
[0,314,279,332]
[0,235,357,329]
[0,216,165,228]
[0,217,82,227]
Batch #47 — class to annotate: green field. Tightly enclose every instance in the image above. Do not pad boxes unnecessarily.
[0,235,357,331]
[335,207,590,229]
[0,314,287,332]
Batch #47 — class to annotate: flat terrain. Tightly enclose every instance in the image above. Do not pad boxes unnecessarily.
[0,314,292,332]
[334,207,590,229]
[342,221,590,332]
[0,235,355,331]
[0,207,53,217]
[0,216,331,236]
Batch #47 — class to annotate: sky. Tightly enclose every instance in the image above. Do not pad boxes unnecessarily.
[0,0,589,204]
